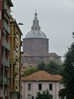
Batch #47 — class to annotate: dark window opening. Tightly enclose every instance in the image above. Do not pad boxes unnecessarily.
[28,84,31,91]
[38,84,42,90]
[32,96,34,99]
[49,84,52,90]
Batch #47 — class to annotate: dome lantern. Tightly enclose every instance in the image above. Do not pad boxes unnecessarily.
[25,13,47,39]
[31,12,40,31]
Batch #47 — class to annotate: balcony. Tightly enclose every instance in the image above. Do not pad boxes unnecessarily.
[2,57,10,67]
[4,77,9,85]
[0,77,8,85]
[14,50,18,61]
[2,38,10,50]
[3,3,10,17]
[3,21,10,33]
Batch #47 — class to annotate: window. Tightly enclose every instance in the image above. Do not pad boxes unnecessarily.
[28,83,31,91]
[32,96,34,99]
[49,84,52,90]
[27,94,31,99]
[38,84,42,90]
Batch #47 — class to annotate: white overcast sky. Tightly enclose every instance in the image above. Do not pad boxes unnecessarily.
[11,0,74,57]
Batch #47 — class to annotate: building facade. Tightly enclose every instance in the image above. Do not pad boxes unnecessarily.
[22,12,62,67]
[0,0,13,99]
[21,71,63,99]
[9,17,22,99]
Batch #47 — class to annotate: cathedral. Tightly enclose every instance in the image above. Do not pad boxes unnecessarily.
[22,12,62,67]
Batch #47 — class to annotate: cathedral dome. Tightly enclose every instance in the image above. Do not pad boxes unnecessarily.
[25,30,47,39]
[25,12,47,39]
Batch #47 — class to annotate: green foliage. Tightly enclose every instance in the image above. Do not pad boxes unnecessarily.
[22,61,63,77]
[37,62,46,70]
[46,61,64,75]
[23,66,38,77]
[59,88,67,99]
[38,61,64,75]
[59,43,74,99]
[36,90,51,99]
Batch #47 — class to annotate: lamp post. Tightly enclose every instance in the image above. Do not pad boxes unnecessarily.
[18,23,24,25]
[72,32,74,38]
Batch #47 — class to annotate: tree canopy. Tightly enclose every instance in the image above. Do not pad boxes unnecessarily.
[59,43,74,99]
[37,62,46,70]
[38,61,64,75]
[46,61,63,75]
[36,90,52,99]
[22,61,63,77]
[22,66,38,77]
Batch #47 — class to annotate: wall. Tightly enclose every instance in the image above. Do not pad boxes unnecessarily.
[22,81,62,99]
[22,55,61,66]
[23,38,49,56]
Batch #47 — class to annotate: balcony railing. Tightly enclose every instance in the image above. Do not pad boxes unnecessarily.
[3,3,10,17]
[2,57,10,67]
[2,38,10,50]
[3,21,10,33]
[0,76,8,85]
[4,77,8,85]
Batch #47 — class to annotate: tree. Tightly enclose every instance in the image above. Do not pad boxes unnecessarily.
[37,61,64,75]
[59,43,74,99]
[23,66,38,77]
[46,61,64,75]
[37,62,46,70]
[36,90,52,99]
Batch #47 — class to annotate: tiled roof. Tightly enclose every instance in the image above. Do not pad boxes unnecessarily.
[21,71,62,82]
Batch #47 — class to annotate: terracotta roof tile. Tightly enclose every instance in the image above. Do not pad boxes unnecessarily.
[21,71,62,81]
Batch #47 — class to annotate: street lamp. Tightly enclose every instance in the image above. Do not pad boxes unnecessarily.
[72,32,74,38]
[18,23,24,25]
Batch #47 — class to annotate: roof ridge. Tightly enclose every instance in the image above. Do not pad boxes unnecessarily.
[22,70,62,81]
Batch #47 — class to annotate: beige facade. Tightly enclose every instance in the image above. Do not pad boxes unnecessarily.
[22,82,62,99]
[9,16,22,99]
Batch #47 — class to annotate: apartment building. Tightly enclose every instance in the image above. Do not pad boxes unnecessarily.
[0,0,13,99]
[9,16,22,99]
